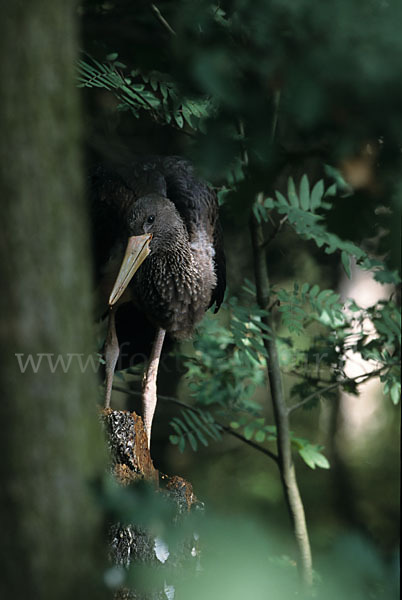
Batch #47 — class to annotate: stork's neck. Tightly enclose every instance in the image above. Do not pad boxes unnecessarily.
[133,223,216,339]
[150,228,194,278]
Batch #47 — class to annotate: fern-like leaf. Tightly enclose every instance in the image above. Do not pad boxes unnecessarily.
[169,409,223,452]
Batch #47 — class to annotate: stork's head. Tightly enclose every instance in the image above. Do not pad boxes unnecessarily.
[108,194,185,306]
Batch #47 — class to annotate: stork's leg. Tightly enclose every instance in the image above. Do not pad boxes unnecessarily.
[142,327,166,448]
[104,307,119,408]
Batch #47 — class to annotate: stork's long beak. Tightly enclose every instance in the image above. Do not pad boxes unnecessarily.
[108,234,152,306]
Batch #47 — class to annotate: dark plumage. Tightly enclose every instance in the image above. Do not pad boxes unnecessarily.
[127,193,216,339]
[90,155,226,446]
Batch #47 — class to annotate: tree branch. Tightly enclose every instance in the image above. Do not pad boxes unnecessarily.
[149,3,176,37]
[287,366,387,414]
[260,215,288,249]
[111,384,279,464]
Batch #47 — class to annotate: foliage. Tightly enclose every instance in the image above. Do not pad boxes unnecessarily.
[165,174,400,465]
[78,53,213,133]
[179,306,267,412]
[254,174,400,284]
[170,406,330,470]
[275,282,344,334]
[169,407,223,452]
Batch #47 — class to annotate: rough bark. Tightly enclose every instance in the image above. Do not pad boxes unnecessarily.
[0,1,107,598]
[102,409,159,485]
[102,410,201,600]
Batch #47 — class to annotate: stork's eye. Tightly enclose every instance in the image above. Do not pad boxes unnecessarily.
[147,215,155,224]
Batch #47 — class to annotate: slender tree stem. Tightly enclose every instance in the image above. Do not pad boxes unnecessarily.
[287,366,387,414]
[250,212,313,588]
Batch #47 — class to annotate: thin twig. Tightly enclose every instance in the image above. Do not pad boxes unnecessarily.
[238,119,249,167]
[260,215,288,249]
[267,299,280,312]
[283,369,342,383]
[149,3,176,37]
[111,384,279,464]
[287,367,387,414]
[220,425,279,464]
[271,88,281,141]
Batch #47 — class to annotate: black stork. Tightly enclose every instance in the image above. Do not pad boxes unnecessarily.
[90,156,226,448]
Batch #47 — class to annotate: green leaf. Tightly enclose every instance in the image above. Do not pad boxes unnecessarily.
[182,104,196,128]
[310,180,324,209]
[187,431,198,451]
[244,423,256,440]
[245,347,262,363]
[300,282,310,296]
[195,429,209,447]
[178,436,186,453]
[181,409,197,430]
[174,112,184,128]
[149,75,159,91]
[170,420,183,436]
[287,177,298,207]
[298,444,330,470]
[317,289,336,304]
[324,164,353,196]
[208,422,223,441]
[311,452,330,470]
[275,190,288,206]
[324,183,337,197]
[174,416,189,432]
[187,409,216,441]
[254,430,266,443]
[299,175,310,211]
[106,52,118,61]
[373,269,401,285]
[169,435,179,445]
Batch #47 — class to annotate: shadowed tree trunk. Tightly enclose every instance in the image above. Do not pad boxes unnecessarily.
[0,2,107,598]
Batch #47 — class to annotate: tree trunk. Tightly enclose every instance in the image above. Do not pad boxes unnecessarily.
[0,2,107,598]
